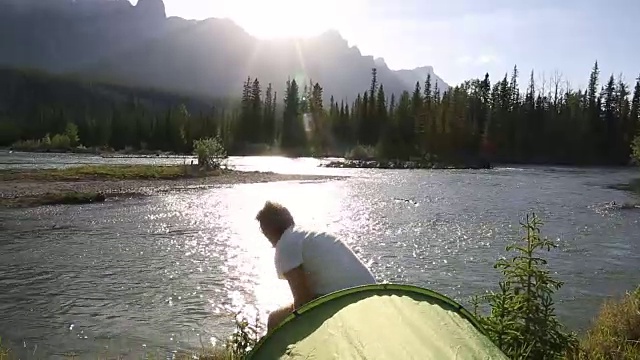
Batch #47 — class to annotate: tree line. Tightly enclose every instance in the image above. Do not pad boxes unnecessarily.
[1,63,639,165]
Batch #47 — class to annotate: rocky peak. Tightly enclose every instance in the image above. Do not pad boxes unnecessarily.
[135,0,165,19]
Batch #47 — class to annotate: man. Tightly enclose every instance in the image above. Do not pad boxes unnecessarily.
[255,201,377,332]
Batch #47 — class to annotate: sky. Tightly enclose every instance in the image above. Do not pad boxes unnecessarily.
[131,0,640,89]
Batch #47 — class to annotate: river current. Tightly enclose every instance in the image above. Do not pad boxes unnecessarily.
[0,151,638,359]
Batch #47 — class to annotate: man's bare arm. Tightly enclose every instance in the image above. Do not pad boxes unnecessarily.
[283,265,314,309]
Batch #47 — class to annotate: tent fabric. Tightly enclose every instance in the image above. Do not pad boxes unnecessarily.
[247,284,508,360]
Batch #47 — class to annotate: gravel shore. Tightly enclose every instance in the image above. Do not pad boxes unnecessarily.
[0,171,342,207]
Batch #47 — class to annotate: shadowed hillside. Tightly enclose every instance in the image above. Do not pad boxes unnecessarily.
[0,0,449,102]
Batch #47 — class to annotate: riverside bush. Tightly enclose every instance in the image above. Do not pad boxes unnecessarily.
[472,213,579,359]
[631,135,640,164]
[344,144,376,160]
[11,123,79,151]
[193,136,227,170]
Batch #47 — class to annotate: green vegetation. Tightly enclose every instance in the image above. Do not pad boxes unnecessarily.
[0,339,9,360]
[5,191,107,208]
[0,164,228,182]
[345,144,377,161]
[633,137,640,165]
[571,288,640,360]
[471,214,639,360]
[11,123,80,152]
[194,136,228,169]
[2,63,640,164]
[472,214,579,359]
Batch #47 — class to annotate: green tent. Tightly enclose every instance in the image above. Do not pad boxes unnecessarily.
[247,284,508,360]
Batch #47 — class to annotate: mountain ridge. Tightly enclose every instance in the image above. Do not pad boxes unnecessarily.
[0,0,449,102]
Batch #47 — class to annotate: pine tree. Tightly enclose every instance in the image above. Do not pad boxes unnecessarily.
[251,77,263,143]
[631,75,640,144]
[263,83,274,144]
[281,79,305,151]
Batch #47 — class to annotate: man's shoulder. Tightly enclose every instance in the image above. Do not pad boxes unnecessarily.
[277,226,311,247]
[286,226,337,241]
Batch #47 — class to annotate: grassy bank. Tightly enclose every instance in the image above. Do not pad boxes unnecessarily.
[573,288,640,359]
[0,164,204,207]
[0,164,223,182]
[0,163,338,208]
[0,191,108,208]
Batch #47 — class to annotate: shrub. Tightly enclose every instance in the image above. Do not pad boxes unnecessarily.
[571,288,640,360]
[225,312,262,357]
[193,137,228,170]
[0,339,10,360]
[345,144,376,160]
[64,122,80,147]
[10,131,77,151]
[472,213,578,359]
[41,133,51,148]
[50,134,71,150]
[631,135,640,164]
[175,312,262,360]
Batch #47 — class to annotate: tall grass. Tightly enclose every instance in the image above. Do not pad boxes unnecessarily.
[569,287,640,360]
[0,339,9,360]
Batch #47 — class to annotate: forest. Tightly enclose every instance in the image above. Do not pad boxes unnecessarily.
[1,62,639,165]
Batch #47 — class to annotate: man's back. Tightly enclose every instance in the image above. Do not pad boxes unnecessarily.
[275,226,376,297]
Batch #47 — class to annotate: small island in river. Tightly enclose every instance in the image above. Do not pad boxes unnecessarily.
[321,158,492,170]
[0,164,339,208]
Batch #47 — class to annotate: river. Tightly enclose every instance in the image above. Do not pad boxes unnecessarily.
[1,150,639,359]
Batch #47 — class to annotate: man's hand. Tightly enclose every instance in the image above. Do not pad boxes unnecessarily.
[283,265,314,309]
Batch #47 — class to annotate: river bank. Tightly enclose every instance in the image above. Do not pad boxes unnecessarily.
[0,165,340,208]
[2,144,339,159]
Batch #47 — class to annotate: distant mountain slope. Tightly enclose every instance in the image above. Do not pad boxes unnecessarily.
[0,0,449,102]
[0,67,217,118]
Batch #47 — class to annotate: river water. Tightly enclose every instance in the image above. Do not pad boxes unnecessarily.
[0,150,639,359]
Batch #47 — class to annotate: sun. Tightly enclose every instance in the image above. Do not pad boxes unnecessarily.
[232,0,340,38]
[168,0,364,39]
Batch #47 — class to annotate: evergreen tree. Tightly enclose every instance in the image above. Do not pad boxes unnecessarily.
[4,63,640,165]
[251,78,263,143]
[281,79,305,150]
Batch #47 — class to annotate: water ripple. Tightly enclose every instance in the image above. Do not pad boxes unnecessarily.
[1,165,639,358]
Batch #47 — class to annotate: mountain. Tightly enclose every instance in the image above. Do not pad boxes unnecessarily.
[395,66,447,92]
[376,58,448,93]
[0,0,449,102]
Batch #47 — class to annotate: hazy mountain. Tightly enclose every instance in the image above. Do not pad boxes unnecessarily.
[0,0,449,102]
[375,58,448,93]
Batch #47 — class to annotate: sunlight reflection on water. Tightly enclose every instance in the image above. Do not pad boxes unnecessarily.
[1,164,640,359]
[159,180,361,330]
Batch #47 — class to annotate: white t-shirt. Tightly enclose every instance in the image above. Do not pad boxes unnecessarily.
[274,226,376,296]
